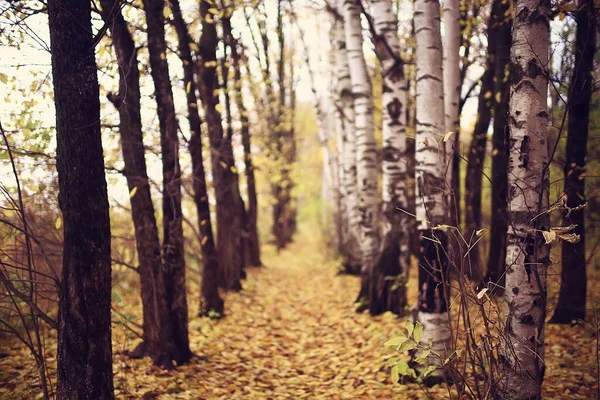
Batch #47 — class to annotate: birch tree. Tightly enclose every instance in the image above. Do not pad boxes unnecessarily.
[413,0,452,375]
[496,0,550,397]
[343,0,379,285]
[442,0,461,229]
[365,0,409,315]
[335,0,361,274]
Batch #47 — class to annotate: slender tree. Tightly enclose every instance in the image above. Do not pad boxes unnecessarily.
[48,0,114,396]
[485,0,512,292]
[335,0,362,274]
[198,0,244,291]
[100,0,176,367]
[221,11,250,278]
[496,0,550,397]
[442,0,461,230]
[413,0,452,377]
[365,0,409,315]
[344,0,379,297]
[464,0,511,285]
[228,17,262,267]
[169,0,224,316]
[142,0,192,363]
[550,0,596,324]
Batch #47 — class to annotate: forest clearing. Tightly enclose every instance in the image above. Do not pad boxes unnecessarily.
[1,231,600,399]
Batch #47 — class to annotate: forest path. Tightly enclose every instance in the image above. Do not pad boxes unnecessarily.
[166,233,435,400]
[1,232,596,399]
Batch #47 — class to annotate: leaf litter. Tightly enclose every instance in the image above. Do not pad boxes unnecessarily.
[0,232,599,399]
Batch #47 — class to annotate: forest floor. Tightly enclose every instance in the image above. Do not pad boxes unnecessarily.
[1,231,599,399]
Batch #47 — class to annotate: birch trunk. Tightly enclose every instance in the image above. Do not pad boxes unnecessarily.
[414,0,452,375]
[497,0,550,397]
[336,0,362,274]
[343,0,379,281]
[365,0,409,315]
[442,0,461,229]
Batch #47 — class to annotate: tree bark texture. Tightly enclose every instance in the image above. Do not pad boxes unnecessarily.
[442,0,461,229]
[101,0,177,368]
[551,0,596,324]
[169,0,224,316]
[486,0,512,292]
[335,0,362,274]
[48,0,114,397]
[414,0,452,370]
[142,0,191,363]
[198,0,244,291]
[343,0,379,282]
[365,0,409,316]
[497,1,550,398]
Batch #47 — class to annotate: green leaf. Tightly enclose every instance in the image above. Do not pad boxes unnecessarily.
[414,321,424,343]
[428,337,433,348]
[388,357,399,366]
[397,360,411,376]
[391,365,399,383]
[406,320,414,338]
[397,339,418,353]
[384,334,408,348]
[414,349,431,365]
[422,365,437,378]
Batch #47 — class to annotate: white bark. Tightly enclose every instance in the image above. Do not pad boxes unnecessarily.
[372,0,409,297]
[414,0,452,366]
[343,0,379,268]
[335,0,362,269]
[498,0,550,398]
[442,0,461,206]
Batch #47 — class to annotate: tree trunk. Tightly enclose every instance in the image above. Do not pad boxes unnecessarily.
[442,0,461,231]
[334,0,362,274]
[198,0,244,291]
[464,68,492,280]
[282,58,297,245]
[365,0,409,316]
[413,0,452,379]
[550,0,596,324]
[48,1,114,397]
[221,14,248,281]
[169,0,224,316]
[229,27,262,268]
[344,0,379,299]
[101,0,176,368]
[496,1,550,397]
[485,0,512,293]
[464,0,509,284]
[142,0,191,364]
